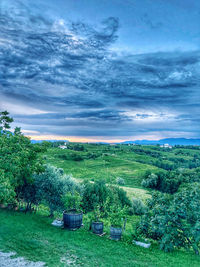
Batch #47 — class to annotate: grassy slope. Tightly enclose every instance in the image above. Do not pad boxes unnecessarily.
[44,146,159,188]
[0,209,199,267]
[44,144,197,189]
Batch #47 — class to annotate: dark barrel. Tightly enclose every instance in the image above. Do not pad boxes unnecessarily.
[91,222,104,235]
[110,226,122,241]
[63,210,83,230]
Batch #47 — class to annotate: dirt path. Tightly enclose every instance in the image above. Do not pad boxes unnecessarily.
[0,251,45,267]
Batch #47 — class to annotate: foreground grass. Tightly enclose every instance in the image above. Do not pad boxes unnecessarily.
[0,209,199,267]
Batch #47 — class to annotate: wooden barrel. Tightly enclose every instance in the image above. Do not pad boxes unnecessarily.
[110,226,122,241]
[91,222,104,235]
[63,210,83,230]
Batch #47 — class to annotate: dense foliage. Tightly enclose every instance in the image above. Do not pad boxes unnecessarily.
[0,111,44,204]
[33,165,81,216]
[139,183,200,254]
[142,167,200,194]
[141,170,181,193]
[131,197,146,215]
[81,180,131,212]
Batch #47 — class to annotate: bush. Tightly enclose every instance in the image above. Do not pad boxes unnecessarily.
[109,205,127,228]
[141,171,181,194]
[0,169,15,204]
[131,198,146,215]
[109,186,131,208]
[139,183,200,254]
[81,181,131,212]
[34,165,80,216]
[81,180,109,212]
[141,173,158,188]
[116,177,125,185]
[71,154,84,161]
[62,192,82,211]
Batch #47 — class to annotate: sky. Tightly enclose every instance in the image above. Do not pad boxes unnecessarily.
[1,0,200,142]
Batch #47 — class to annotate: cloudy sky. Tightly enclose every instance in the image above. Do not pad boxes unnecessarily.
[1,0,200,142]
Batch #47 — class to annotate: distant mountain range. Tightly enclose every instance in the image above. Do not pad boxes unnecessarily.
[30,138,200,146]
[31,140,69,144]
[121,138,200,146]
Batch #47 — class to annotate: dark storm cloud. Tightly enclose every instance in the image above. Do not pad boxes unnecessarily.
[1,0,200,139]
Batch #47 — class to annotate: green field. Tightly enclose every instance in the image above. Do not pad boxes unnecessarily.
[44,144,161,189]
[1,208,199,267]
[44,143,200,196]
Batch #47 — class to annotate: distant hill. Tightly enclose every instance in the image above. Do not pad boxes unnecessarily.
[121,138,200,146]
[31,140,69,144]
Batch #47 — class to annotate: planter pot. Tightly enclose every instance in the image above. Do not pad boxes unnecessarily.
[91,222,104,235]
[63,209,83,230]
[110,226,122,241]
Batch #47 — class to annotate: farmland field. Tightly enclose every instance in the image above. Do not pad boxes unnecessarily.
[44,143,200,198]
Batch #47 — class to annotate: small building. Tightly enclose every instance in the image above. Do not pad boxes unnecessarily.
[59,145,67,149]
[160,143,172,148]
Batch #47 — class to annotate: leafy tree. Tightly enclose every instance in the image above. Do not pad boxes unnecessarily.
[0,110,13,131]
[18,181,39,212]
[0,111,44,204]
[34,165,80,216]
[131,197,146,215]
[82,180,131,212]
[0,169,15,203]
[139,183,200,254]
[141,171,181,194]
[82,180,109,212]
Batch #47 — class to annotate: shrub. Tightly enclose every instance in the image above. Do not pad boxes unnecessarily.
[71,154,84,161]
[116,177,125,185]
[34,165,80,216]
[109,186,131,207]
[81,181,131,212]
[131,198,146,215]
[139,183,200,254]
[0,169,15,204]
[58,154,68,160]
[109,205,127,228]
[141,171,181,194]
[63,192,82,211]
[18,181,39,212]
[90,205,103,222]
[81,180,109,212]
[141,173,158,188]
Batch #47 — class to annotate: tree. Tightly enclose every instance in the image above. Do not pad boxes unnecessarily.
[0,110,13,131]
[81,180,131,212]
[81,180,110,212]
[0,111,44,204]
[0,169,15,203]
[34,165,80,216]
[139,183,200,254]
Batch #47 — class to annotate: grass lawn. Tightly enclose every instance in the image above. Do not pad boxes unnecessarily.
[0,209,200,267]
